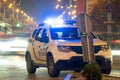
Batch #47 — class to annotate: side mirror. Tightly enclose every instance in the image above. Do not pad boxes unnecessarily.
[98,35,104,40]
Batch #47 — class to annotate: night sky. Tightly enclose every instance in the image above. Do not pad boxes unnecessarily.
[20,0,60,23]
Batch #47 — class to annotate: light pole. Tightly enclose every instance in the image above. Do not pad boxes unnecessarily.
[107,0,112,33]
[104,0,114,42]
[76,0,97,62]
[68,0,72,20]
[17,0,22,20]
[16,0,22,29]
[107,0,112,42]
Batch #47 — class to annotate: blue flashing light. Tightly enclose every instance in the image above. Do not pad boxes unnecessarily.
[44,18,64,25]
[44,18,54,25]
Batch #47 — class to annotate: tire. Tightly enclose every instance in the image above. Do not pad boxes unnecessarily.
[102,60,111,74]
[47,55,60,77]
[25,53,36,74]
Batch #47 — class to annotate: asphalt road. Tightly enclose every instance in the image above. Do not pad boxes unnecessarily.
[0,52,120,80]
[0,54,69,80]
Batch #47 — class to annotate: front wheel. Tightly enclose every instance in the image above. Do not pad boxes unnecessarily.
[25,53,36,73]
[47,55,60,77]
[102,60,111,74]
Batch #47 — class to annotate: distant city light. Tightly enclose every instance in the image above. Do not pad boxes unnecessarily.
[57,0,61,2]
[3,0,7,2]
[0,22,5,27]
[55,0,77,20]
[8,3,13,8]
[16,8,20,13]
[61,6,64,9]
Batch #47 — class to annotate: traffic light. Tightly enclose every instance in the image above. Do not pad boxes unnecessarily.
[16,23,21,28]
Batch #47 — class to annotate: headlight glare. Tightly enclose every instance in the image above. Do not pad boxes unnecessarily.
[102,45,109,51]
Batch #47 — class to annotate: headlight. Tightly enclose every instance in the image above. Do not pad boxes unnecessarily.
[101,44,109,51]
[58,45,70,52]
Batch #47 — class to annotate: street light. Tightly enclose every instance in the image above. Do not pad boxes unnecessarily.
[55,0,77,20]
[16,8,20,13]
[2,0,7,3]
[57,0,61,2]
[21,10,24,14]
[8,3,13,8]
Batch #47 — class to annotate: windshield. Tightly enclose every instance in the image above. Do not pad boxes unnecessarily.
[50,28,81,40]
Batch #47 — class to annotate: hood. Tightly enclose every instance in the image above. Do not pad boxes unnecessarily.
[53,39,82,46]
[53,39,107,46]
[93,39,107,45]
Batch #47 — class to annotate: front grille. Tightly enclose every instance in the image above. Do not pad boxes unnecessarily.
[70,46,102,54]
[70,46,82,54]
[94,46,102,53]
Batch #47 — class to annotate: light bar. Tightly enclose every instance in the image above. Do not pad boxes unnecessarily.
[44,18,64,25]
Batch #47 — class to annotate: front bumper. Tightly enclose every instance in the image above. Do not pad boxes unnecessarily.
[55,56,112,70]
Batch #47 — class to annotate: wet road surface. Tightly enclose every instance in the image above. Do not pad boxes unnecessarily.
[0,52,120,80]
[0,54,70,80]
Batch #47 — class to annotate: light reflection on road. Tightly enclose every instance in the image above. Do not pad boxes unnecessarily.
[0,55,66,80]
[112,50,120,55]
[0,55,25,67]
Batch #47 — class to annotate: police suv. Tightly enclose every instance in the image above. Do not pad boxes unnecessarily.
[25,21,112,77]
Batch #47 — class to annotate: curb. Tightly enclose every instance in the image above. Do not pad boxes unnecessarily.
[64,73,120,80]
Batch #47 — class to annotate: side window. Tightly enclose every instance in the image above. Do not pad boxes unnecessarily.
[40,29,49,43]
[32,29,37,38]
[34,28,43,41]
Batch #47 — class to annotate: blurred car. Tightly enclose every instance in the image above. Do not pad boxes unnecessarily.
[110,39,120,49]
[0,32,31,53]
[0,31,6,36]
